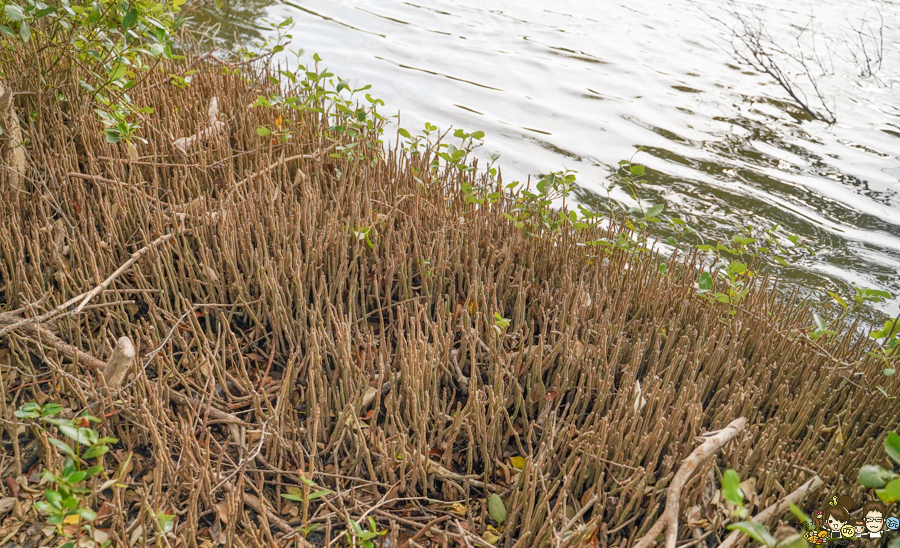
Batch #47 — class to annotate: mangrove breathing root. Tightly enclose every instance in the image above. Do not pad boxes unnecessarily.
[718,475,825,548]
[632,417,748,548]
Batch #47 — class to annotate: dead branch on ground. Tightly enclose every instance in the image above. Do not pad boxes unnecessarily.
[633,417,748,548]
[718,475,824,548]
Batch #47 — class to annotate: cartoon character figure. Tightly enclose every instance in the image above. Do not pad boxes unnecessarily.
[804,530,828,544]
[863,501,886,538]
[811,509,824,529]
[851,519,865,537]
[824,496,851,539]
[886,516,899,530]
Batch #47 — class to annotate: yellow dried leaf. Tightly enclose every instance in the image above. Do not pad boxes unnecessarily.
[449,502,467,517]
[275,116,282,131]
[482,527,501,545]
[509,456,525,470]
[64,513,82,525]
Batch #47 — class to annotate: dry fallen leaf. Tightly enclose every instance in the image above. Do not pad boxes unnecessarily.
[0,497,15,515]
[129,524,143,547]
[3,477,18,498]
[482,524,502,545]
[509,456,525,471]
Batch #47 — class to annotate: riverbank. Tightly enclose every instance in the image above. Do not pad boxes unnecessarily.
[0,42,897,548]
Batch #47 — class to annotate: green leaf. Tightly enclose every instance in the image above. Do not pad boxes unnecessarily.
[471,130,485,139]
[66,470,87,483]
[3,4,26,21]
[109,63,127,81]
[122,8,137,29]
[875,477,900,504]
[307,489,332,501]
[41,403,63,417]
[487,493,506,524]
[727,521,777,548]
[722,469,743,506]
[83,465,104,479]
[48,437,77,458]
[280,493,304,502]
[45,489,62,505]
[858,464,897,488]
[828,292,848,309]
[698,272,713,291]
[884,432,900,466]
[645,204,664,218]
[19,20,30,42]
[82,444,109,460]
[0,25,15,37]
[256,126,272,137]
[630,164,645,176]
[75,508,97,521]
[788,503,809,528]
[155,512,175,534]
[813,313,827,332]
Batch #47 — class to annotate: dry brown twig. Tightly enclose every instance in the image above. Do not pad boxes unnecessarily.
[633,417,748,548]
[0,231,181,338]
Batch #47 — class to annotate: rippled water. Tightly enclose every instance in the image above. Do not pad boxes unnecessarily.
[192,0,900,319]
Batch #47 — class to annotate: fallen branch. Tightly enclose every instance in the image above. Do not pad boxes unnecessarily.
[401,515,451,548]
[633,418,748,548]
[0,231,181,338]
[718,475,824,548]
[0,312,107,368]
[173,97,226,155]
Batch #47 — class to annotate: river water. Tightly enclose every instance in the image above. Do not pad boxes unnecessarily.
[192,0,900,320]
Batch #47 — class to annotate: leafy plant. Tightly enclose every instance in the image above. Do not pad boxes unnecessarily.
[281,472,333,537]
[492,312,510,336]
[14,401,119,546]
[342,516,387,548]
[722,468,809,548]
[0,0,185,144]
[858,431,900,504]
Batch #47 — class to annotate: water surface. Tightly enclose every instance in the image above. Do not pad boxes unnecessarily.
[192,0,900,319]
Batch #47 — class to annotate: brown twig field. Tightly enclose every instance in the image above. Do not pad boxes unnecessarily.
[0,37,897,548]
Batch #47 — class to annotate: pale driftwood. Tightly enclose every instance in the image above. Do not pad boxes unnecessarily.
[718,475,824,548]
[173,96,226,155]
[103,336,136,389]
[0,80,27,197]
[633,418,748,548]
[0,311,240,426]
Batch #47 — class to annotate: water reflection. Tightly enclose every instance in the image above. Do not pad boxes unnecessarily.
[188,0,900,319]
